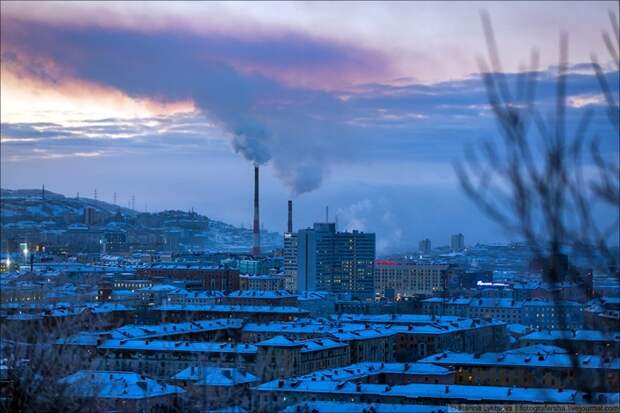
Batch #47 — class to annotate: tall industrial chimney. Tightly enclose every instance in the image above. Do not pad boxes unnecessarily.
[287,200,293,233]
[252,165,261,257]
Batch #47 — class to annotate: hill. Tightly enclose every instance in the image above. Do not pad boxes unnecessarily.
[0,188,282,253]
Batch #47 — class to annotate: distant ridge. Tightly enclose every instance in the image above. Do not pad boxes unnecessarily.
[0,188,282,252]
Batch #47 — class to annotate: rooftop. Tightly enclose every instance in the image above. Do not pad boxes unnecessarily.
[257,335,348,353]
[226,290,297,299]
[419,347,620,370]
[99,339,257,354]
[256,378,618,404]
[520,330,620,342]
[243,321,365,335]
[172,366,257,386]
[256,380,609,404]
[282,401,457,413]
[296,362,453,382]
[62,371,184,399]
[331,314,505,330]
[155,304,309,314]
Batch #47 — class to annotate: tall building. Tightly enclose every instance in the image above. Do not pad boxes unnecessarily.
[418,238,431,254]
[283,200,298,292]
[297,223,375,298]
[283,233,298,291]
[83,207,95,226]
[450,233,465,252]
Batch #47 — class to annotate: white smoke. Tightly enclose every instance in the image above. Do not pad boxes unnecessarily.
[337,198,404,254]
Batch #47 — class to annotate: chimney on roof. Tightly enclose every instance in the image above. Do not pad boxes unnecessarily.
[252,165,261,257]
[287,200,293,234]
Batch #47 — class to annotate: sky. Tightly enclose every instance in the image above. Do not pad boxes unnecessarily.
[1,1,618,253]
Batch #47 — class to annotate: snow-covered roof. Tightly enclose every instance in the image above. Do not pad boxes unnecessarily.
[155,304,309,315]
[282,401,456,413]
[469,298,523,309]
[137,284,182,293]
[99,339,257,354]
[297,291,333,301]
[243,321,362,335]
[331,314,506,336]
[143,263,220,270]
[332,313,502,327]
[256,335,303,347]
[172,366,257,386]
[330,328,396,341]
[62,371,184,399]
[520,330,620,342]
[226,290,296,299]
[110,318,244,340]
[297,362,452,383]
[86,303,134,313]
[507,323,531,335]
[256,336,347,353]
[419,348,619,370]
[239,274,285,280]
[172,290,225,298]
[256,380,608,404]
[111,289,136,297]
[421,297,471,305]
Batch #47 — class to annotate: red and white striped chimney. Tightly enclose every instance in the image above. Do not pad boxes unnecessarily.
[252,165,261,257]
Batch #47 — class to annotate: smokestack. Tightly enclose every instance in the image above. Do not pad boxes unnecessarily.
[287,200,293,234]
[252,165,261,257]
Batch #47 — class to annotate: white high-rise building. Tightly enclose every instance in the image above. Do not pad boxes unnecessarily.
[450,233,465,252]
[283,232,298,292]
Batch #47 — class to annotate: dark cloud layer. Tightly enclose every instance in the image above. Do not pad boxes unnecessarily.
[2,10,619,250]
[3,15,617,186]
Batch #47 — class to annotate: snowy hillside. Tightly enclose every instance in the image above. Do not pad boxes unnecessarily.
[0,188,282,252]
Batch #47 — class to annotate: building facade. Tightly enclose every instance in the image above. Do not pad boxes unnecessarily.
[418,239,431,254]
[451,233,465,252]
[283,233,298,292]
[297,223,375,298]
[374,261,450,298]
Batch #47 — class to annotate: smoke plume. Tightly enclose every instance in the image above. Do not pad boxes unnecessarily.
[0,16,386,195]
